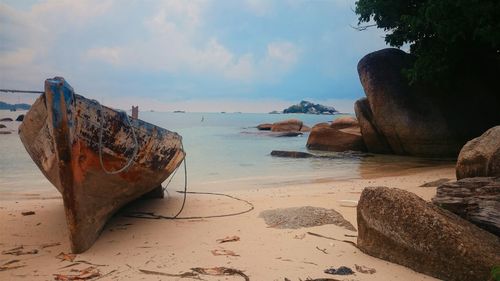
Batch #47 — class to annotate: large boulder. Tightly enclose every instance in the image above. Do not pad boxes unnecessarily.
[354,98,391,153]
[271,119,303,132]
[306,117,366,152]
[356,48,500,157]
[357,186,500,281]
[433,177,500,236]
[456,126,500,179]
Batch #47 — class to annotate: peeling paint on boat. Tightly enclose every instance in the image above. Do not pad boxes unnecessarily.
[18,77,185,253]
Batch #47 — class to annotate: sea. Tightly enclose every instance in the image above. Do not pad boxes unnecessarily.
[0,110,454,200]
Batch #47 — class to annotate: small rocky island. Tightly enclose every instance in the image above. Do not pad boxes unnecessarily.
[282,100,338,115]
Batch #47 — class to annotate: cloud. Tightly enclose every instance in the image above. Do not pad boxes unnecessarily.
[82,1,300,83]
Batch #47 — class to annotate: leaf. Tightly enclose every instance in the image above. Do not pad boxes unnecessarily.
[216,235,240,243]
[56,252,77,262]
[211,249,240,256]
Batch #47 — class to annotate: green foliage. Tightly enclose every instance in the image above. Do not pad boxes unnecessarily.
[355,0,500,86]
[491,265,500,281]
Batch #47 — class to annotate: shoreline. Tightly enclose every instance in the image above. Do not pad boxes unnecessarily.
[0,167,455,280]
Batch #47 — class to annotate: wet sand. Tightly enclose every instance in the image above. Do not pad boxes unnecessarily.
[0,165,454,280]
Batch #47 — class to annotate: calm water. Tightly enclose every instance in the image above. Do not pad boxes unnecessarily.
[0,110,454,199]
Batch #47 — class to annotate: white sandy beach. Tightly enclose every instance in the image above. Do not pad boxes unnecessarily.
[0,165,455,281]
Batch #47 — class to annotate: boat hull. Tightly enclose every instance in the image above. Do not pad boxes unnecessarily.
[19,77,185,253]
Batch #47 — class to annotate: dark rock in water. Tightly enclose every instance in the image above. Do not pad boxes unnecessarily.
[271,119,303,132]
[274,132,303,137]
[271,150,314,158]
[257,123,272,130]
[0,124,5,129]
[456,126,500,179]
[307,117,366,152]
[0,131,12,134]
[16,114,24,122]
[324,266,354,275]
[355,48,500,157]
[432,177,500,236]
[357,186,500,281]
[0,118,13,122]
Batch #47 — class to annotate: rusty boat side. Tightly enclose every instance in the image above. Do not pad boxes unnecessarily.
[18,77,185,253]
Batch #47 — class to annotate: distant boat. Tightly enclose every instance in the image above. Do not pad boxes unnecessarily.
[19,77,185,253]
[173,110,185,113]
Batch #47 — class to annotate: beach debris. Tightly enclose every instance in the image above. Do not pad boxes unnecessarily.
[294,233,306,239]
[211,248,240,257]
[56,252,77,262]
[419,178,451,187]
[307,232,357,248]
[315,246,328,254]
[21,211,36,216]
[324,266,354,275]
[75,260,108,267]
[2,245,39,256]
[216,235,240,243]
[53,266,101,280]
[191,267,250,281]
[355,264,376,274]
[0,259,25,271]
[41,242,61,249]
[259,206,357,231]
[139,269,199,278]
[300,278,342,281]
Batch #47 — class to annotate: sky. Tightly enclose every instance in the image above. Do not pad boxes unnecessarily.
[0,0,389,113]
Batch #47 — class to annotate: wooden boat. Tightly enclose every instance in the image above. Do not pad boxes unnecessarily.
[19,77,185,253]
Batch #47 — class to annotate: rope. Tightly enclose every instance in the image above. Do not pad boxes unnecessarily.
[125,141,254,220]
[168,141,188,219]
[97,102,139,174]
[124,190,254,220]
[0,89,44,94]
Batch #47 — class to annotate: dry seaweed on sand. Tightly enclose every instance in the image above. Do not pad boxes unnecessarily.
[191,267,250,281]
[211,248,240,256]
[0,259,25,271]
[56,252,77,262]
[139,269,199,278]
[41,242,61,249]
[2,245,38,256]
[53,266,101,280]
[307,232,357,248]
[259,206,356,231]
[139,267,249,280]
[216,235,240,243]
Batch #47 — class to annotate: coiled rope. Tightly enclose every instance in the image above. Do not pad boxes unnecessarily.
[97,102,139,174]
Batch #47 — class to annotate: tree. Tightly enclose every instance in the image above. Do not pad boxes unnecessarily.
[355,0,500,88]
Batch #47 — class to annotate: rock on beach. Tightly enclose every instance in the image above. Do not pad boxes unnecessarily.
[357,186,500,281]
